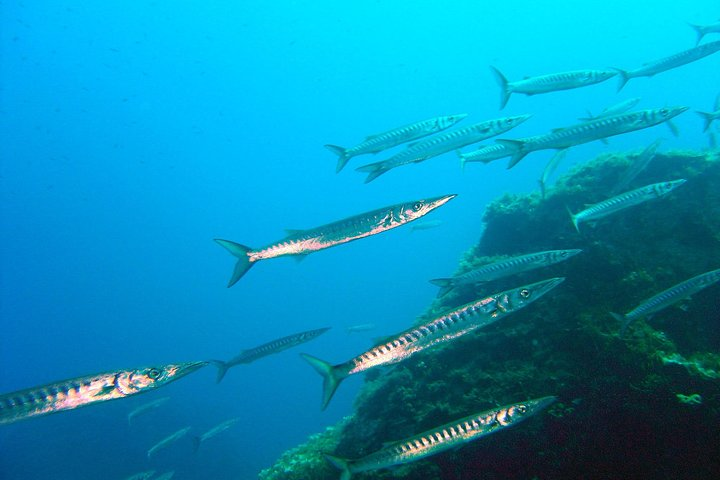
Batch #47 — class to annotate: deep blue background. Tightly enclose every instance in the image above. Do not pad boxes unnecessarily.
[1,1,718,478]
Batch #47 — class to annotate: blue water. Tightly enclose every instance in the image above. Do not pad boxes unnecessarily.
[1,1,718,478]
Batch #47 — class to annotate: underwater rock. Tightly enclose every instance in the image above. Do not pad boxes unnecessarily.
[262,148,720,479]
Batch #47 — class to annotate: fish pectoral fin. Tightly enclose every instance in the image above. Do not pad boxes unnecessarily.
[94,385,116,397]
[666,120,680,137]
[293,254,310,263]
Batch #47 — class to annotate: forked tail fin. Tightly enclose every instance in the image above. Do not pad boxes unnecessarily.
[610,312,632,336]
[214,239,254,287]
[495,139,526,169]
[566,205,580,233]
[688,23,705,45]
[429,278,454,297]
[356,162,390,183]
[325,144,351,173]
[324,453,352,480]
[210,360,230,384]
[300,353,346,411]
[613,68,631,92]
[490,66,512,109]
[696,111,716,133]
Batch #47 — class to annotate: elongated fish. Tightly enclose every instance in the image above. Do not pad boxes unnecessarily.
[192,417,241,452]
[614,40,720,91]
[457,143,514,169]
[611,139,663,195]
[155,472,175,480]
[213,327,331,382]
[539,149,568,199]
[325,114,467,172]
[490,66,616,109]
[499,106,687,168]
[124,470,155,480]
[215,194,456,286]
[127,396,170,426]
[430,250,580,297]
[567,179,686,232]
[612,268,720,334]
[301,278,563,410]
[688,21,720,45]
[578,97,642,122]
[356,115,530,183]
[409,219,443,232]
[324,396,556,480]
[0,361,207,426]
[346,323,376,334]
[696,94,720,132]
[148,426,192,459]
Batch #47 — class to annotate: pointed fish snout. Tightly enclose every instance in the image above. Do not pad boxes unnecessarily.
[178,361,209,376]
[430,193,458,208]
[528,395,558,413]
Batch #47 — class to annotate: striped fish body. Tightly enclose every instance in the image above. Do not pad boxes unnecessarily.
[501,106,687,168]
[356,115,531,182]
[614,268,720,331]
[611,139,663,194]
[325,114,467,172]
[215,194,456,287]
[0,361,207,425]
[325,396,556,479]
[432,250,580,294]
[458,143,514,167]
[578,97,642,121]
[569,179,686,232]
[302,278,564,410]
[616,40,720,90]
[213,327,331,382]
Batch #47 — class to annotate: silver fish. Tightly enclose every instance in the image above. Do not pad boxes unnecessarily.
[213,327,331,382]
[124,470,155,480]
[325,114,467,172]
[614,40,720,91]
[215,194,456,286]
[612,268,720,334]
[689,20,720,45]
[457,143,514,169]
[127,396,170,426]
[431,250,580,297]
[301,278,563,410]
[498,106,687,168]
[356,115,531,183]
[578,97,642,122]
[409,219,443,232]
[324,396,556,480]
[192,417,241,452]
[568,179,686,232]
[611,139,663,195]
[346,323,376,334]
[490,66,617,109]
[539,149,568,199]
[0,361,207,426]
[147,426,192,459]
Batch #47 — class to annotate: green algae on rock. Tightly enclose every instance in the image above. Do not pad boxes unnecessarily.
[262,148,720,479]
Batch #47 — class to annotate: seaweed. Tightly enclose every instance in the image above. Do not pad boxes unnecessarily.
[261,148,720,479]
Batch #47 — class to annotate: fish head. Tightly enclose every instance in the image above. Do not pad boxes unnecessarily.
[436,113,468,130]
[592,69,619,81]
[500,277,565,310]
[645,106,689,125]
[494,114,532,133]
[654,179,686,196]
[550,249,583,263]
[513,396,558,419]
[117,361,208,395]
[397,194,457,223]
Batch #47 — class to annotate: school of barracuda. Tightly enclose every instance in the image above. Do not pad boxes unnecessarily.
[2,19,720,480]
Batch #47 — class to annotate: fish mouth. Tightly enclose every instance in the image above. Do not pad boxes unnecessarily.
[669,106,690,117]
[526,395,558,414]
[426,193,458,210]
[527,277,565,300]
[176,361,209,377]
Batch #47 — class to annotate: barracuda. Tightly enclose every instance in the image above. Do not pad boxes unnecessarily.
[499,106,687,168]
[127,396,170,426]
[568,179,685,232]
[0,361,207,426]
[212,327,330,383]
[148,426,192,459]
[324,396,556,480]
[612,268,720,334]
[192,417,241,453]
[301,278,563,410]
[356,115,530,183]
[611,139,663,195]
[325,114,467,172]
[430,249,580,297]
[215,194,456,286]
[578,97,642,122]
[490,66,616,109]
[539,149,569,199]
[615,40,720,91]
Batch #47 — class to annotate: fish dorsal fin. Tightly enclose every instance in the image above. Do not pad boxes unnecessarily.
[551,127,567,133]
[293,253,310,263]
[365,133,380,141]
[285,229,305,237]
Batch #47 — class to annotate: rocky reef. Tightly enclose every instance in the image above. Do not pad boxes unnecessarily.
[260,147,720,479]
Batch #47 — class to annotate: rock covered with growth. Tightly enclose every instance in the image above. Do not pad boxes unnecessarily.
[262,147,720,479]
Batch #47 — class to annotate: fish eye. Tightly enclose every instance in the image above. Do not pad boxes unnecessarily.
[660,108,669,116]
[664,182,673,188]
[413,202,424,212]
[520,288,530,298]
[147,368,161,380]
